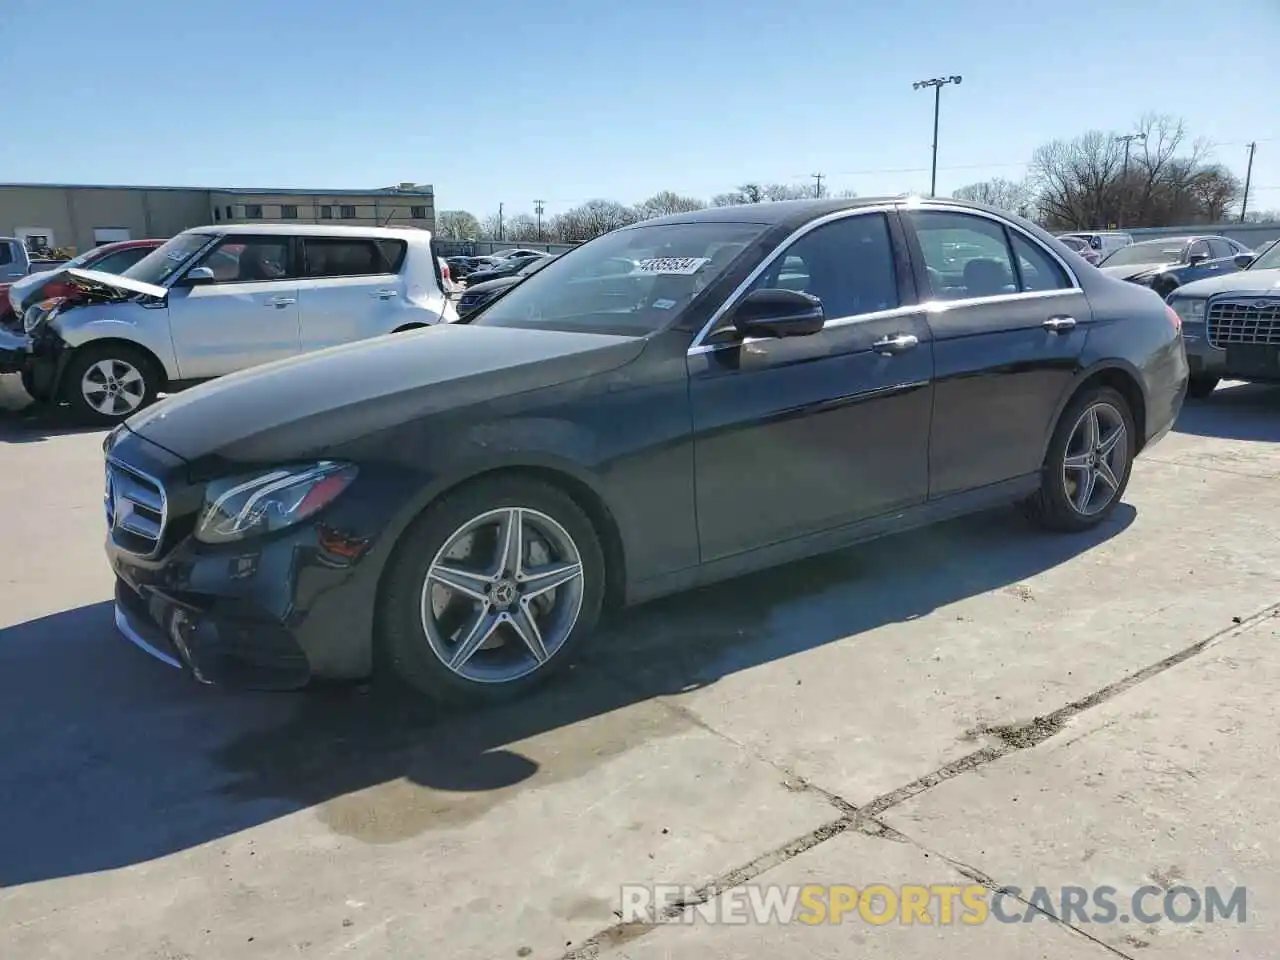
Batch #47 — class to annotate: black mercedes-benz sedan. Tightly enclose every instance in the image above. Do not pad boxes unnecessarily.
[103,197,1188,704]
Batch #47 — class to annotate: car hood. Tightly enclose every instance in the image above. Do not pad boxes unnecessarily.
[1171,267,1280,299]
[1099,261,1173,282]
[10,267,167,313]
[122,323,645,469]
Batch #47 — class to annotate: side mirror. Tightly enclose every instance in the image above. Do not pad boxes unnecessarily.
[180,266,216,287]
[1234,253,1255,269]
[730,288,825,339]
[1188,253,1210,266]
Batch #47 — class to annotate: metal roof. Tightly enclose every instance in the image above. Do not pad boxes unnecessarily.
[0,181,434,197]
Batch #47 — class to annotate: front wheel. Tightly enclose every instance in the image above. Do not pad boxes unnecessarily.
[61,343,160,425]
[376,476,606,705]
[1023,385,1136,533]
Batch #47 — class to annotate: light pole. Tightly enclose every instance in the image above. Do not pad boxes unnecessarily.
[912,75,962,197]
[1114,133,1146,227]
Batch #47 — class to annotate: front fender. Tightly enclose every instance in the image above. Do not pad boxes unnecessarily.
[50,303,178,378]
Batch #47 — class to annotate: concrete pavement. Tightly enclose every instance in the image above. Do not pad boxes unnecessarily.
[1,381,1277,959]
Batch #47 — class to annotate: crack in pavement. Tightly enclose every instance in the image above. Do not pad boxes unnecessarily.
[562,600,1280,960]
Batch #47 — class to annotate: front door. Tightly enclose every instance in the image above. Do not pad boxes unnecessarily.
[166,235,301,380]
[904,207,1092,498]
[688,210,935,562]
[297,236,408,351]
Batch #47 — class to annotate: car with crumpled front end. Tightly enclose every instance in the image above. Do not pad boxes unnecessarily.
[1167,237,1280,398]
[7,224,454,424]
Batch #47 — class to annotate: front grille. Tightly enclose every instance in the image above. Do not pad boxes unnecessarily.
[106,459,168,557]
[1207,297,1280,348]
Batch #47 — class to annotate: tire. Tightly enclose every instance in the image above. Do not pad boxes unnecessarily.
[61,342,161,426]
[376,475,606,705]
[1023,385,1136,533]
[1186,375,1219,400]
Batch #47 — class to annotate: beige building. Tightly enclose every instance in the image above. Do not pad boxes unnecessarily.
[0,182,435,255]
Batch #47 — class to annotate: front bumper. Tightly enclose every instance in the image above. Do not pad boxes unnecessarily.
[1182,324,1280,383]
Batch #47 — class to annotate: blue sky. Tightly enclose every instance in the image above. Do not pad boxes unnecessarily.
[2,0,1277,221]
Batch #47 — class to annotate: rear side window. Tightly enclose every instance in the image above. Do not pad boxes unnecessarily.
[90,247,151,275]
[303,238,403,278]
[0,244,11,266]
[1009,232,1071,291]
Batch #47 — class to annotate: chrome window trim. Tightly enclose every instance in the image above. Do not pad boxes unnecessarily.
[686,201,1082,356]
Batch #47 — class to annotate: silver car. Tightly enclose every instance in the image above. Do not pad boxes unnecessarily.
[11,224,455,424]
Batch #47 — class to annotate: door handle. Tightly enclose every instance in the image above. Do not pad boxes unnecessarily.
[267,297,296,308]
[1043,316,1077,333]
[872,333,919,355]
[372,289,398,299]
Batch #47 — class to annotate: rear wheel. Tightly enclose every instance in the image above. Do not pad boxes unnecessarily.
[1186,375,1220,400]
[1023,385,1135,532]
[61,343,160,425]
[376,476,606,705]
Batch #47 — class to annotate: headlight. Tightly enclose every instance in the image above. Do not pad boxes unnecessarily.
[23,298,61,334]
[194,461,358,545]
[1170,298,1205,325]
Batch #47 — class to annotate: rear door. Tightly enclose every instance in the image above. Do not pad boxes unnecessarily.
[297,236,408,350]
[903,206,1091,499]
[166,235,301,379]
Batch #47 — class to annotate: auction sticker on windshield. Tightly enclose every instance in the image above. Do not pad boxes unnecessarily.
[636,257,710,275]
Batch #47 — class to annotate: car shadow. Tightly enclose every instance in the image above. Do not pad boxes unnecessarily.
[1174,382,1280,441]
[0,399,101,444]
[0,503,1134,887]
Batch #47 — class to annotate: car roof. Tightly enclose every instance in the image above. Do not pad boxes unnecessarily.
[183,223,432,241]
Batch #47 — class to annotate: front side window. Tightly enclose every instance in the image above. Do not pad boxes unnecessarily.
[195,237,292,282]
[1188,239,1211,262]
[910,211,1018,299]
[1207,238,1234,259]
[746,213,899,319]
[471,220,768,336]
[302,238,398,277]
[123,232,215,286]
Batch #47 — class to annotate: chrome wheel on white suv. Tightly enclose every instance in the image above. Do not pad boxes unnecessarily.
[62,344,160,425]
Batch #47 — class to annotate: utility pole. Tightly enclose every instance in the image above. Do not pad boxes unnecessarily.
[1114,132,1146,228]
[811,173,824,198]
[912,75,963,197]
[498,202,504,242]
[1240,142,1257,223]
[533,199,545,240]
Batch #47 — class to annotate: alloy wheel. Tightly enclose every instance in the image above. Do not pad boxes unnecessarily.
[420,506,585,683]
[81,358,146,417]
[1061,401,1128,517]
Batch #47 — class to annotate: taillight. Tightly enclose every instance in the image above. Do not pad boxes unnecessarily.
[1164,304,1182,334]
[441,263,451,282]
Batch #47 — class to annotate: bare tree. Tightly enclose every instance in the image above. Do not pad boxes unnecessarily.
[711,183,767,206]
[712,181,827,205]
[435,210,482,240]
[1243,209,1280,224]
[952,177,1034,216]
[479,211,505,240]
[635,191,706,220]
[504,213,541,242]
[552,199,639,242]
[1030,114,1241,229]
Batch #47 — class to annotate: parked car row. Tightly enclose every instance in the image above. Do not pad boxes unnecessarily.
[97,196,1188,708]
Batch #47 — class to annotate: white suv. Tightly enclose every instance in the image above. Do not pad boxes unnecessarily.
[12,224,456,424]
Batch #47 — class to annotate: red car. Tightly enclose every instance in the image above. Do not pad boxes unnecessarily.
[2,238,165,321]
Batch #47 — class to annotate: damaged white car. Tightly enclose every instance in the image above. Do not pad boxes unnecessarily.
[2,223,456,424]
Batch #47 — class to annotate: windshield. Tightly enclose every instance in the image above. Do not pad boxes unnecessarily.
[1102,240,1187,267]
[1057,236,1087,252]
[1248,239,1280,271]
[122,232,215,286]
[471,221,767,336]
